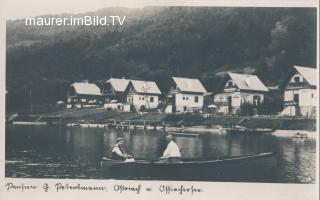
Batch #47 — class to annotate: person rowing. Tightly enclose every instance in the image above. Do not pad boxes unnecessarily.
[160,134,181,162]
[111,137,133,161]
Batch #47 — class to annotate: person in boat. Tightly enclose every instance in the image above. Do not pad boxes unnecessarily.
[160,134,181,162]
[111,138,132,161]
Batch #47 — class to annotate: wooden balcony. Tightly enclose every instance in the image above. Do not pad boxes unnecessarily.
[284,100,297,106]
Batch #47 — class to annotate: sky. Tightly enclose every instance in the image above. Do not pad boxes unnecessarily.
[4,0,145,19]
[3,0,317,19]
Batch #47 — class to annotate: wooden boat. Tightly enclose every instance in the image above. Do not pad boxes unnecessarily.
[100,152,276,181]
[293,132,308,139]
[225,126,273,135]
[165,127,185,132]
[169,132,200,138]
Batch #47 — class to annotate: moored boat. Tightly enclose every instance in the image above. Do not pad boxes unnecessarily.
[225,126,274,135]
[293,132,308,139]
[100,152,276,181]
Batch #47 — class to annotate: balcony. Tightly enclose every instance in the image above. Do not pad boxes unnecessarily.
[213,102,228,107]
[284,100,297,106]
[285,82,309,90]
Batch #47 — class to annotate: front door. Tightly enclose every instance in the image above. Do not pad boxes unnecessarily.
[293,94,300,116]
[227,96,232,114]
[294,94,299,105]
[172,95,176,113]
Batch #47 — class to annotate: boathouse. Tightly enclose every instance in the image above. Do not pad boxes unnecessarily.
[280,66,317,117]
[103,78,130,103]
[165,77,207,113]
[213,73,268,115]
[66,81,103,108]
[125,80,162,112]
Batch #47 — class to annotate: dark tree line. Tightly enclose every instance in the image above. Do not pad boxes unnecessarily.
[6,7,316,111]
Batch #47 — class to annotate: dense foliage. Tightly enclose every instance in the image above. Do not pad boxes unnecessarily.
[6,7,316,110]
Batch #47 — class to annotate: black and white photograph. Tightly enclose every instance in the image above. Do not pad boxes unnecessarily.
[1,0,319,199]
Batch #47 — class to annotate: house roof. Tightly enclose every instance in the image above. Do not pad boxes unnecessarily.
[293,66,317,86]
[227,73,268,92]
[130,80,161,95]
[71,82,101,95]
[172,77,207,93]
[106,78,130,92]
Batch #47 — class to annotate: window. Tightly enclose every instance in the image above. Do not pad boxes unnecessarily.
[253,95,260,106]
[184,106,187,111]
[294,76,301,83]
[195,96,199,103]
[311,93,314,98]
[183,97,185,100]
[142,97,144,100]
[150,97,154,102]
[186,97,189,100]
[228,81,233,87]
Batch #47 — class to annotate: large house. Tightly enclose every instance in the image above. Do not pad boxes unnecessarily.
[213,73,268,114]
[165,77,207,113]
[66,82,103,108]
[103,78,130,103]
[280,66,317,117]
[125,80,162,111]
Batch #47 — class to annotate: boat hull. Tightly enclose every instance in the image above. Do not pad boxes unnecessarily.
[100,152,276,181]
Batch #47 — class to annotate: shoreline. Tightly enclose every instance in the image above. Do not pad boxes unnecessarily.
[6,108,316,131]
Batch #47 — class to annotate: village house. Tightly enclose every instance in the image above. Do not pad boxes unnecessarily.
[280,66,317,117]
[213,73,268,115]
[125,80,162,111]
[165,77,207,113]
[66,81,103,108]
[103,78,130,103]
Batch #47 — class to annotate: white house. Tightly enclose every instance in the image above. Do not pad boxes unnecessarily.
[66,81,103,108]
[103,78,130,103]
[280,66,317,117]
[125,80,162,111]
[213,73,268,114]
[165,77,207,113]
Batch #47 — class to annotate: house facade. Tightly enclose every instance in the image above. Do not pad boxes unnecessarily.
[165,77,207,113]
[125,80,161,111]
[103,78,130,103]
[66,82,103,108]
[280,66,317,117]
[213,73,268,115]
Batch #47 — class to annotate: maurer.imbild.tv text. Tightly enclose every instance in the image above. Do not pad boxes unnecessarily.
[25,16,126,26]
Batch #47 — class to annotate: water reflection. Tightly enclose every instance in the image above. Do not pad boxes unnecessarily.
[5,125,316,183]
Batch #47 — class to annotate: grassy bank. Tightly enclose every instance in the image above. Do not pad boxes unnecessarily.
[8,108,316,130]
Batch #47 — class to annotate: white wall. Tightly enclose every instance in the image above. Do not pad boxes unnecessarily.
[284,89,317,107]
[127,94,159,110]
[174,93,204,112]
[213,92,265,114]
[283,88,317,116]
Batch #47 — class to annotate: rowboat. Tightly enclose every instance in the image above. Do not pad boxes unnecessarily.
[225,126,274,135]
[169,132,200,138]
[100,152,276,181]
[293,132,308,139]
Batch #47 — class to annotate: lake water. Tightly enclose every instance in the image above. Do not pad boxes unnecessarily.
[5,125,316,183]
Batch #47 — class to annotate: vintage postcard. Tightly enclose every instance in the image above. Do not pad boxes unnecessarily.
[0,0,319,199]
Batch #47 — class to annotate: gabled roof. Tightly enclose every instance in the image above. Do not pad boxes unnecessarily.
[130,80,161,95]
[293,66,317,86]
[106,78,130,92]
[172,77,207,93]
[71,82,101,95]
[227,73,268,92]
